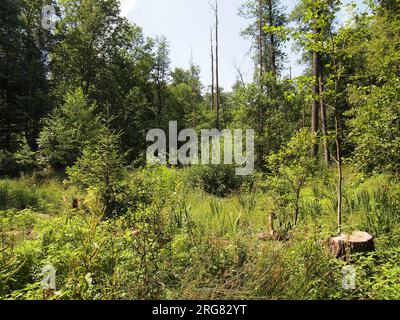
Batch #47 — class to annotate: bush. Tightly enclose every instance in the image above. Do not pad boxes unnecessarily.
[0,180,40,210]
[36,88,103,169]
[188,165,252,197]
[67,128,127,218]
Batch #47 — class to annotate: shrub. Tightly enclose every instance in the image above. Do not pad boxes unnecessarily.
[67,128,127,218]
[188,164,251,197]
[36,88,103,169]
[0,180,40,210]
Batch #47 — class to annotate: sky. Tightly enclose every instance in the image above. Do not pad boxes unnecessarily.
[120,0,368,90]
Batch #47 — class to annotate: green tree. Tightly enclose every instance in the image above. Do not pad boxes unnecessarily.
[0,0,53,153]
[67,127,126,217]
[268,128,318,226]
[239,0,288,76]
[36,88,103,169]
[292,0,340,161]
[347,4,400,176]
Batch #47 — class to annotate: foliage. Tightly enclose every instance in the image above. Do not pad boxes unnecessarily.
[348,79,400,176]
[66,127,126,217]
[188,165,252,197]
[1,0,400,302]
[267,129,319,227]
[37,88,103,169]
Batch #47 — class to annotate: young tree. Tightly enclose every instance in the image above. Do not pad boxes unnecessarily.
[67,126,126,217]
[267,128,318,227]
[36,88,103,169]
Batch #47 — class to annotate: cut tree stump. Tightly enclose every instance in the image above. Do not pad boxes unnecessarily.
[328,231,375,258]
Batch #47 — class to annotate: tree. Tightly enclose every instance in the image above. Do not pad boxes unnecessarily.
[239,0,287,77]
[169,65,204,129]
[238,0,290,169]
[210,28,215,111]
[67,126,126,217]
[36,88,103,169]
[51,0,158,161]
[0,0,53,154]
[347,3,400,176]
[151,36,171,127]
[231,74,302,169]
[52,0,125,95]
[267,128,318,227]
[210,0,221,129]
[292,0,340,161]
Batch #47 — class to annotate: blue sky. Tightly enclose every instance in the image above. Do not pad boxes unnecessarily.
[120,0,368,90]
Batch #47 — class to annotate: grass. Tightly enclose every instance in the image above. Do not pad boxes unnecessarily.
[1,166,400,300]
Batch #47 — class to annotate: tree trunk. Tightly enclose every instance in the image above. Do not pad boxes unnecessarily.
[267,0,277,76]
[259,0,264,80]
[210,28,215,111]
[319,65,330,164]
[311,45,320,157]
[294,186,301,226]
[214,0,220,130]
[335,100,343,233]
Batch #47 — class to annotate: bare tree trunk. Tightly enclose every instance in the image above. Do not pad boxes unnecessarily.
[234,65,245,86]
[210,28,215,111]
[214,0,220,129]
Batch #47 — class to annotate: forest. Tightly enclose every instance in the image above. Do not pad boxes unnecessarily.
[0,0,399,300]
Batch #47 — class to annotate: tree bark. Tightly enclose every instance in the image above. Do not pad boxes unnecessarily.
[267,0,277,76]
[210,28,215,111]
[335,100,343,233]
[259,0,264,80]
[319,65,330,164]
[214,0,220,130]
[311,43,320,157]
[329,231,375,258]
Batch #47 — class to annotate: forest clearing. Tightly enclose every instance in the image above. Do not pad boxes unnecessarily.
[1,0,400,300]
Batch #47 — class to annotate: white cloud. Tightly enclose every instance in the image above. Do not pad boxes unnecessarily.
[120,0,139,17]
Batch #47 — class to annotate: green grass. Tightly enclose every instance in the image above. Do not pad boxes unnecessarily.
[1,167,400,300]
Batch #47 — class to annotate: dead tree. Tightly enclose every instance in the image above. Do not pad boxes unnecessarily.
[210,27,215,111]
[210,0,220,129]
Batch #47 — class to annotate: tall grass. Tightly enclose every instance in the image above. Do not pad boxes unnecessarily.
[348,189,400,236]
[0,178,63,212]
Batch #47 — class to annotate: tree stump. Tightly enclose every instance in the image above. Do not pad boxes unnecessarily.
[328,231,375,258]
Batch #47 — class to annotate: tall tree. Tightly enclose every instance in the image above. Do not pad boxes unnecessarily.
[210,27,215,111]
[292,0,339,161]
[210,0,220,129]
[151,36,171,127]
[0,0,54,154]
[239,0,287,78]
